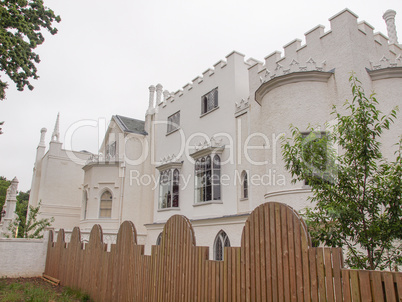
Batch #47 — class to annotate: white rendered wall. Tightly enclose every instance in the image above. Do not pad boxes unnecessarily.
[29,141,91,232]
[152,51,251,224]
[0,236,48,278]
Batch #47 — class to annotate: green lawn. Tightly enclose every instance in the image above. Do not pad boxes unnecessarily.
[0,277,92,302]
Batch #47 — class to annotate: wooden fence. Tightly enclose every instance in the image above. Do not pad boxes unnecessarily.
[44,202,402,301]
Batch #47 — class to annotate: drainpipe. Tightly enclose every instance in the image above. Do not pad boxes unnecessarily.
[118,162,126,226]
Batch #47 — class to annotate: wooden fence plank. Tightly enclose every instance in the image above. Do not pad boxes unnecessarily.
[358,270,372,302]
[324,247,335,302]
[332,248,343,302]
[342,270,352,302]
[275,203,284,302]
[264,203,272,301]
[350,270,361,302]
[42,202,402,302]
[309,248,318,302]
[288,210,297,302]
[281,205,290,302]
[255,206,264,302]
[383,272,397,302]
[370,271,384,302]
[269,203,278,302]
[395,272,402,302]
[254,207,261,302]
[317,248,326,301]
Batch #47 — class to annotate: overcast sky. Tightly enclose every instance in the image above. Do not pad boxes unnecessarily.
[1,0,401,191]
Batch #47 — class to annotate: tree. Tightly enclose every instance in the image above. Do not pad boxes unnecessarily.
[15,189,29,237]
[0,0,61,101]
[281,75,402,271]
[7,200,54,238]
[0,176,11,211]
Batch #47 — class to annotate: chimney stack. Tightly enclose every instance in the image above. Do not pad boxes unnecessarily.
[383,9,399,44]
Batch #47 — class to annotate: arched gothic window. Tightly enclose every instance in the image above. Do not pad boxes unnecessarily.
[99,190,112,218]
[195,154,221,203]
[214,230,230,261]
[159,169,180,209]
[241,171,248,199]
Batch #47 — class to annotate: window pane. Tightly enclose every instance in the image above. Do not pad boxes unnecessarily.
[243,172,248,199]
[213,155,221,200]
[214,231,230,261]
[213,155,220,168]
[167,111,180,133]
[201,88,218,114]
[100,191,112,218]
[206,156,211,170]
[216,238,223,261]
[172,193,179,207]
[100,209,111,218]
[159,169,180,208]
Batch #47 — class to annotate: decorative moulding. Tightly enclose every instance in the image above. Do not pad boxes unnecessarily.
[235,97,250,117]
[193,200,223,207]
[366,66,402,81]
[255,70,335,105]
[190,146,224,160]
[156,161,183,172]
[369,54,402,71]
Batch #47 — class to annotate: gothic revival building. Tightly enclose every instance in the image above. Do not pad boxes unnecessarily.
[28,9,402,259]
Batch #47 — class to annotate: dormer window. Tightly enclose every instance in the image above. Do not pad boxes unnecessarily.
[201,87,218,115]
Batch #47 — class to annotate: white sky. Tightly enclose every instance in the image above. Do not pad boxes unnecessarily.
[1,0,401,191]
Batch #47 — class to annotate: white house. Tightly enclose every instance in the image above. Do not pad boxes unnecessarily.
[28,8,402,260]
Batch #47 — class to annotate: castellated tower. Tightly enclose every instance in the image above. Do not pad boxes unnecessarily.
[247,8,402,211]
[27,114,92,231]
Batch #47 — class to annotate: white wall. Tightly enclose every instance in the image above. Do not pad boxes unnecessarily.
[0,234,48,278]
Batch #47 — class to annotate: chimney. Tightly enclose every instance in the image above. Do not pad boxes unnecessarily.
[39,127,47,147]
[383,9,399,44]
[156,84,163,105]
[148,85,155,109]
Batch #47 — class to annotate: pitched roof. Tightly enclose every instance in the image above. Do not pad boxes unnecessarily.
[114,115,147,135]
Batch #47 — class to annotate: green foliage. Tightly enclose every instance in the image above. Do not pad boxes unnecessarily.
[0,176,11,211]
[7,200,54,238]
[0,0,61,100]
[63,287,93,302]
[0,278,92,301]
[281,74,402,270]
[15,190,29,237]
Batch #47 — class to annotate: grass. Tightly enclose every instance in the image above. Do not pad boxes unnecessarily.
[0,277,92,302]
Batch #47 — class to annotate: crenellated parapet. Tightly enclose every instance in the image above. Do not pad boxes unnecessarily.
[155,51,250,109]
[249,8,402,98]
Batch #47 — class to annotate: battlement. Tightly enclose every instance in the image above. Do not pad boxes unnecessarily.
[151,51,250,110]
[249,8,402,85]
